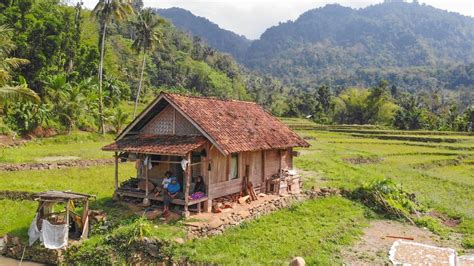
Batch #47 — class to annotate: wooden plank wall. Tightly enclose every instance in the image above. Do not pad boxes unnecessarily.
[264,150,280,180]
[239,151,263,187]
[209,147,227,184]
[281,148,293,170]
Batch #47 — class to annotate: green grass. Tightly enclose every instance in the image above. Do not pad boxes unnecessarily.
[0,131,116,163]
[294,128,474,250]
[0,200,37,238]
[175,197,368,265]
[0,164,135,238]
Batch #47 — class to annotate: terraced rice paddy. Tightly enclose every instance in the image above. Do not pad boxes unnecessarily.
[1,118,473,263]
[287,119,473,248]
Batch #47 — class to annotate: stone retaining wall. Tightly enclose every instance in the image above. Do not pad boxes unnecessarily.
[187,194,308,238]
[1,235,63,265]
[0,190,34,200]
[0,158,114,171]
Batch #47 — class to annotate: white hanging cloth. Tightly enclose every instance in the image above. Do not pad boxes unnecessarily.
[181,159,189,171]
[40,219,68,249]
[28,214,40,246]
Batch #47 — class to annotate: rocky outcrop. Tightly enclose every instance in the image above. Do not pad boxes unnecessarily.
[0,158,114,171]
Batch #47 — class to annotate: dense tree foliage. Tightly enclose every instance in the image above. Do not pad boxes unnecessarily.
[0,0,285,135]
[0,0,472,135]
[155,7,251,62]
[159,2,474,96]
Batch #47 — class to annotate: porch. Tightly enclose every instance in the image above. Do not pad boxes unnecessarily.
[103,135,212,217]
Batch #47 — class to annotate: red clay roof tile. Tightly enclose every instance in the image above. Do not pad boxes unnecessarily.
[102,135,208,156]
[163,93,310,154]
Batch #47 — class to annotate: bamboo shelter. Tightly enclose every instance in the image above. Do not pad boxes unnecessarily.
[28,191,94,249]
[103,93,309,217]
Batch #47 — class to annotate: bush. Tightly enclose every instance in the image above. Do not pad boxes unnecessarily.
[350,179,424,223]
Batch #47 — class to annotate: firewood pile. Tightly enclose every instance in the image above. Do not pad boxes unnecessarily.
[212,193,239,213]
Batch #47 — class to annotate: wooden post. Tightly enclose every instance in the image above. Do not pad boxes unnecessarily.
[279,150,283,179]
[65,199,70,247]
[262,151,266,184]
[204,146,212,212]
[81,199,89,239]
[114,152,119,191]
[183,152,191,217]
[143,156,150,206]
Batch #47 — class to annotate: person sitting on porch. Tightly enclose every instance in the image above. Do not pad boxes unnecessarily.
[189,175,206,200]
[154,171,174,197]
[163,177,180,215]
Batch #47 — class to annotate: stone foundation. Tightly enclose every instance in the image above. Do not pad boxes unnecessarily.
[187,194,308,238]
[1,235,63,265]
[0,158,114,171]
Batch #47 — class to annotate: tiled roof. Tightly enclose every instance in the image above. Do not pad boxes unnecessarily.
[163,93,310,154]
[102,135,208,156]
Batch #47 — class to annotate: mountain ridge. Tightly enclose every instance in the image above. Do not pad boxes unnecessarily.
[156,2,474,91]
[154,7,252,61]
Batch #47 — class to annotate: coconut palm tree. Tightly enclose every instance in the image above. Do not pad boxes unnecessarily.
[0,25,39,105]
[92,0,133,134]
[131,8,166,118]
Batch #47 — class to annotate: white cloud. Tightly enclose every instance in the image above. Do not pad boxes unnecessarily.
[81,0,474,39]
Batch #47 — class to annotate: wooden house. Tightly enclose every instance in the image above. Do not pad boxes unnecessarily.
[102,93,309,216]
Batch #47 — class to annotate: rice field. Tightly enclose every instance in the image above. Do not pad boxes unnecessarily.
[1,118,473,262]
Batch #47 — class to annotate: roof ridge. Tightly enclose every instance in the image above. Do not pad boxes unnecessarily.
[162,92,259,105]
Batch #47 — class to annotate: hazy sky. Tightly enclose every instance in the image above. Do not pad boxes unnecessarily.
[81,0,474,39]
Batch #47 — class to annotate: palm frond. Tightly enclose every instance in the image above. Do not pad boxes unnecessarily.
[0,85,40,104]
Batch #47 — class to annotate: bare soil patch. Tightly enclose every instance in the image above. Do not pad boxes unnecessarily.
[0,135,27,147]
[0,158,114,171]
[35,156,81,162]
[342,220,459,265]
[343,156,382,164]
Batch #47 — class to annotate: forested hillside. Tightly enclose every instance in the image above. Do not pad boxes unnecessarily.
[245,2,474,90]
[158,2,474,92]
[155,7,251,61]
[0,0,472,136]
[0,0,284,136]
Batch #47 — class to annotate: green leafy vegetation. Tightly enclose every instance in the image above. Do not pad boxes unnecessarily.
[350,179,424,223]
[0,0,268,136]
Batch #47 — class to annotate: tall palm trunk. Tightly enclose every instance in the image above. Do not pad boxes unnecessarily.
[98,23,107,134]
[133,52,147,118]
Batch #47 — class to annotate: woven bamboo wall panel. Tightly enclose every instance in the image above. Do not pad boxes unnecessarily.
[175,112,201,135]
[141,105,174,134]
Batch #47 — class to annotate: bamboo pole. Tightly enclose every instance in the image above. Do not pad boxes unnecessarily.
[114,152,119,191]
[183,152,191,217]
[143,156,150,206]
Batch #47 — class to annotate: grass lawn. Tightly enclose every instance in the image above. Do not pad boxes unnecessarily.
[175,197,368,265]
[0,164,135,238]
[0,131,115,163]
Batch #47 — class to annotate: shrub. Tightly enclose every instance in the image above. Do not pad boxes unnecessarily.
[350,179,424,223]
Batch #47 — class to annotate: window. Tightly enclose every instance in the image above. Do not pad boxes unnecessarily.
[229,154,239,180]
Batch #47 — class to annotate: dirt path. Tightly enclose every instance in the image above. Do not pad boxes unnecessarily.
[342,220,460,265]
[0,158,115,171]
[0,256,43,266]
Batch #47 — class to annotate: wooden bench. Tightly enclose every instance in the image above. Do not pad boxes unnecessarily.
[117,190,208,213]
